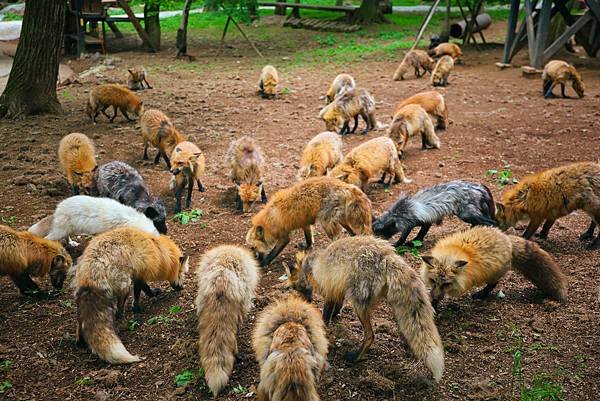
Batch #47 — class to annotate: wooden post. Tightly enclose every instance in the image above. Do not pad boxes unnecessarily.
[532,0,552,68]
[409,0,442,51]
[230,16,264,57]
[523,0,536,66]
[543,11,592,61]
[116,0,156,52]
[176,0,194,58]
[502,0,521,63]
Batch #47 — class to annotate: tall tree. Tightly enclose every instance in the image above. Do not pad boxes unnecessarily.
[144,1,161,50]
[0,0,66,118]
[353,0,386,24]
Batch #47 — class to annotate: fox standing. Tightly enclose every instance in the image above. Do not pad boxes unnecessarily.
[169,141,207,213]
[86,84,144,123]
[542,60,584,99]
[74,227,189,364]
[226,136,267,212]
[325,73,355,104]
[140,109,186,168]
[421,226,567,309]
[195,245,260,396]
[393,50,435,81]
[246,176,372,267]
[431,55,454,87]
[429,42,463,62]
[297,131,343,180]
[253,295,328,401]
[289,236,444,382]
[330,136,411,192]
[496,162,600,248]
[319,87,376,135]
[58,132,97,195]
[387,104,440,158]
[0,224,72,297]
[258,65,279,98]
[127,66,152,91]
[395,91,449,130]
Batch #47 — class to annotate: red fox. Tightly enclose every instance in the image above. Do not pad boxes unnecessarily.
[289,236,444,382]
[58,132,97,195]
[421,226,567,309]
[431,55,454,87]
[86,84,144,123]
[127,66,152,91]
[227,136,267,212]
[395,91,449,130]
[542,60,584,99]
[319,87,376,136]
[387,104,440,158]
[252,295,328,401]
[0,224,72,297]
[258,65,279,98]
[393,50,435,81]
[297,131,343,180]
[169,141,206,213]
[246,176,372,267]
[195,245,260,396]
[496,162,600,248]
[325,73,355,104]
[140,109,186,168]
[429,42,463,62]
[74,227,189,364]
[330,136,411,192]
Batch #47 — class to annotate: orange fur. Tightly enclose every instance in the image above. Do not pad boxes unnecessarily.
[431,55,454,87]
[259,65,279,98]
[86,84,144,123]
[140,109,186,167]
[330,136,411,192]
[170,141,207,212]
[394,91,448,130]
[127,66,151,90]
[325,73,355,104]
[542,60,584,98]
[227,136,267,212]
[319,88,376,135]
[430,42,462,61]
[393,50,435,81]
[58,133,97,194]
[387,104,440,157]
[297,131,343,180]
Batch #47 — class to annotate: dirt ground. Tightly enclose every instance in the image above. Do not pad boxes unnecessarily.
[0,29,599,401]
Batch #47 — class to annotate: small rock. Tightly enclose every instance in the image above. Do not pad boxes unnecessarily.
[434,172,443,178]
[12,175,28,186]
[173,386,186,396]
[94,390,109,401]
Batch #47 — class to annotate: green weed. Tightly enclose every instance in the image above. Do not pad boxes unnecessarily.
[0,214,16,227]
[0,381,11,393]
[231,383,248,394]
[395,240,422,258]
[129,320,140,332]
[0,360,12,372]
[175,368,205,388]
[172,209,204,225]
[75,376,93,385]
[486,164,518,186]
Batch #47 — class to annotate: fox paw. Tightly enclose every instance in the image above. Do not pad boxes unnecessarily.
[149,288,162,297]
[579,232,594,241]
[132,305,144,314]
[344,352,360,363]
[585,241,600,250]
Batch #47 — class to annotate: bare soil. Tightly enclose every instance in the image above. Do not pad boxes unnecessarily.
[0,38,599,401]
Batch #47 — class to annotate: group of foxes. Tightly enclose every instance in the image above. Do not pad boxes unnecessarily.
[0,42,597,401]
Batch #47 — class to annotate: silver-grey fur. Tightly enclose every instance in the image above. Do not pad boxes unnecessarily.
[373,180,496,246]
[93,161,167,234]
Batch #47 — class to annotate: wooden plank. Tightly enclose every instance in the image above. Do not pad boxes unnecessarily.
[257,2,357,12]
[532,0,552,68]
[116,0,156,52]
[543,11,592,61]
[502,0,521,63]
[523,0,536,66]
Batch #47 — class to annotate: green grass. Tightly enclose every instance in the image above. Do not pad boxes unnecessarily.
[0,12,22,21]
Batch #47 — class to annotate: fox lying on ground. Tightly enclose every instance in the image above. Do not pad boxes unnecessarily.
[421,226,567,309]
[140,109,186,168]
[258,65,279,98]
[319,88,376,135]
[86,84,144,123]
[196,245,259,396]
[373,180,496,246]
[496,161,600,249]
[330,136,411,192]
[28,196,159,240]
[74,227,189,364]
[542,60,584,99]
[393,50,435,81]
[0,224,72,297]
[169,141,206,213]
[297,131,343,180]
[431,55,454,87]
[394,90,449,130]
[226,136,267,212]
[387,104,440,158]
[325,73,355,104]
[94,161,168,234]
[127,66,152,91]
[245,176,372,267]
[289,236,444,382]
[429,42,463,63]
[253,295,328,401]
[58,132,97,195]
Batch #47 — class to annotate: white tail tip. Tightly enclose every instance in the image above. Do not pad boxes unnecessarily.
[105,342,141,364]
[426,346,445,382]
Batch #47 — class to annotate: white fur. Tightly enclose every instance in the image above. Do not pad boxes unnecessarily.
[35,195,159,240]
[106,341,141,364]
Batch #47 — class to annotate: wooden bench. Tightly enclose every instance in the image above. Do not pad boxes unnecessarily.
[258,1,359,22]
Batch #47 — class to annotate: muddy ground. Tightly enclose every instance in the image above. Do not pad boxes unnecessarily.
[0,26,599,401]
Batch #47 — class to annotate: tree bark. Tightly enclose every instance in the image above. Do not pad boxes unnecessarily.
[352,0,386,24]
[0,0,65,118]
[144,3,161,50]
[177,0,194,58]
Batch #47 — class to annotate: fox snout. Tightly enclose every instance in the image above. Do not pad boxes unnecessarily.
[50,270,67,290]
[170,167,181,175]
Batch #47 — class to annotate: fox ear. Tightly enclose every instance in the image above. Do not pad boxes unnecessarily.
[128,68,134,75]
[256,181,263,187]
[179,255,189,269]
[454,260,468,269]
[255,226,264,239]
[421,255,436,268]
[495,202,504,214]
[295,251,306,266]
[72,171,83,176]
[144,206,159,219]
[284,262,292,278]
[52,254,66,266]
[309,164,317,173]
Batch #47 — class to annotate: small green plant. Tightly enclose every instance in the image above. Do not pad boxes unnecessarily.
[175,368,205,388]
[129,320,140,332]
[521,374,564,401]
[0,359,12,372]
[1,12,22,21]
[0,214,16,227]
[62,90,73,100]
[60,300,73,308]
[169,305,182,314]
[172,209,204,225]
[486,164,518,186]
[75,376,93,386]
[231,383,248,394]
[147,316,159,325]
[0,381,11,393]
[281,87,291,94]
[395,240,422,258]
[316,34,337,46]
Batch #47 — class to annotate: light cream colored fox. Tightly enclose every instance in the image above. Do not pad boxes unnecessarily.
[393,50,435,81]
[226,136,267,212]
[431,55,454,87]
[297,131,343,180]
[319,88,376,136]
[542,60,584,98]
[58,132,97,195]
[387,104,440,158]
[325,73,355,104]
[258,65,279,98]
[395,91,449,130]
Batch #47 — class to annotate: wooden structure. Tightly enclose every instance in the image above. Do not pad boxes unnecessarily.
[257,1,359,23]
[502,0,600,68]
[65,0,156,57]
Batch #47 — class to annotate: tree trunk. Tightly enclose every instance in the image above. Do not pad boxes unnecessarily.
[352,0,386,24]
[177,0,194,58]
[0,0,65,118]
[144,4,161,51]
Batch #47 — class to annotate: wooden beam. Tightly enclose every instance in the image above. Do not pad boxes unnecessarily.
[502,0,521,63]
[532,0,552,68]
[116,0,156,52]
[524,0,537,66]
[586,0,600,20]
[409,0,442,51]
[543,11,592,62]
